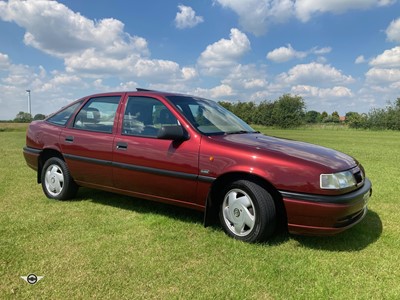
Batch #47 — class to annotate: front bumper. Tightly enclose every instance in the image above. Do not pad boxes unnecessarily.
[280,178,372,236]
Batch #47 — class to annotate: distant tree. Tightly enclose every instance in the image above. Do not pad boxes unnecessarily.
[345,112,366,128]
[395,97,400,109]
[253,100,275,126]
[386,99,400,130]
[362,99,400,130]
[219,101,257,124]
[331,111,340,122]
[321,111,328,119]
[272,94,306,128]
[305,110,321,123]
[345,111,359,119]
[14,111,32,123]
[33,114,46,120]
[322,111,340,123]
[219,101,233,112]
[235,101,256,124]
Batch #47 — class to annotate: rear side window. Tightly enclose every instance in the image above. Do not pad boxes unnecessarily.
[47,101,83,126]
[73,96,121,133]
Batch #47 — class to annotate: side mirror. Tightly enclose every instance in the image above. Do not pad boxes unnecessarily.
[157,125,189,141]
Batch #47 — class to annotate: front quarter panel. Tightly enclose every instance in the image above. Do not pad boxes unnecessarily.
[199,136,324,194]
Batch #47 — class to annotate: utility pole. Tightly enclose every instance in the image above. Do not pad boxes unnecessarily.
[26,89,31,116]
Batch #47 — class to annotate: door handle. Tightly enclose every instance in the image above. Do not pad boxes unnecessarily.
[65,136,74,142]
[116,142,128,150]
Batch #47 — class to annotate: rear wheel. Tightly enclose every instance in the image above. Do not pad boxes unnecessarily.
[219,180,276,243]
[41,157,78,200]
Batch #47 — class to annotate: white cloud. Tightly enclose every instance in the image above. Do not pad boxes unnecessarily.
[277,62,354,86]
[181,67,198,81]
[1,0,398,119]
[91,79,139,92]
[291,85,353,98]
[192,64,269,101]
[132,59,180,79]
[316,56,328,64]
[0,61,76,119]
[37,74,84,93]
[174,5,204,29]
[198,28,250,75]
[117,81,139,91]
[0,0,149,58]
[365,67,400,83]
[2,64,34,87]
[386,18,400,43]
[64,49,139,75]
[312,47,332,55]
[210,84,234,98]
[0,52,10,69]
[360,66,400,108]
[216,0,397,34]
[135,60,196,83]
[215,0,294,36]
[295,0,396,22]
[0,0,195,86]
[221,64,268,90]
[355,55,366,64]
[267,44,307,63]
[377,0,398,6]
[369,46,400,67]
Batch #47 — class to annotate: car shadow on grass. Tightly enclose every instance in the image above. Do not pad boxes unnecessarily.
[74,188,382,251]
[289,210,383,252]
[76,188,204,225]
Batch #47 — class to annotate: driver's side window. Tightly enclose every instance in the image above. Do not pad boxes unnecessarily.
[123,97,178,138]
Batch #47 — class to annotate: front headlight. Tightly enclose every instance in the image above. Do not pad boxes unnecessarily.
[320,171,356,189]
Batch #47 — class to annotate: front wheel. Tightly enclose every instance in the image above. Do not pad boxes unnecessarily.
[219,180,276,243]
[41,157,78,200]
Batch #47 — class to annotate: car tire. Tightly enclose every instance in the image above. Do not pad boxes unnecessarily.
[219,180,276,243]
[41,157,78,200]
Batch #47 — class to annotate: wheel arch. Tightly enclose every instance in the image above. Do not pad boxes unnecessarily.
[37,149,65,183]
[204,172,287,229]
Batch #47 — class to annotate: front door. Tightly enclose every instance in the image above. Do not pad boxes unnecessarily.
[112,95,201,206]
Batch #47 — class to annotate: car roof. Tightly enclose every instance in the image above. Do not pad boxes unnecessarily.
[83,88,190,99]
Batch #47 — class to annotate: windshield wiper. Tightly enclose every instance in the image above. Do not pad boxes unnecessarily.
[225,130,258,135]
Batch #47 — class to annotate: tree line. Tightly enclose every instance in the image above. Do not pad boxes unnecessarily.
[219,94,400,130]
[9,112,46,123]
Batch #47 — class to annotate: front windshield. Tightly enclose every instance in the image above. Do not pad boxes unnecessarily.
[167,95,257,135]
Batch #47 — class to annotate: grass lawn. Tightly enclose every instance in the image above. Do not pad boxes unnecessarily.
[1,126,399,299]
[0,123,28,132]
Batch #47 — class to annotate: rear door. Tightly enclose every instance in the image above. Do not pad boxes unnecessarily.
[60,95,122,187]
[112,95,201,206]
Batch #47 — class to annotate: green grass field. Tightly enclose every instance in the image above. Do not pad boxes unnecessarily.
[0,122,28,132]
[1,125,399,299]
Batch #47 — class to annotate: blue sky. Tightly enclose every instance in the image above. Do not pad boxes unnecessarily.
[1,0,400,120]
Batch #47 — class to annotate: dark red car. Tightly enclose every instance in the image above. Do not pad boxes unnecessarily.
[23,89,372,243]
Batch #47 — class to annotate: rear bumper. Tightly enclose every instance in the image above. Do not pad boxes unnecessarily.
[280,178,372,236]
[23,146,41,171]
